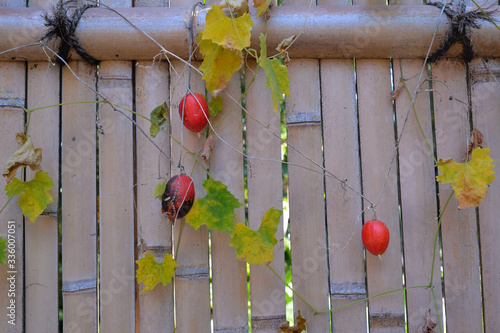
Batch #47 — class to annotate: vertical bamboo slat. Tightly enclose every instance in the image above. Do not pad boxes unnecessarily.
[210,75,249,332]
[245,61,286,332]
[470,58,500,333]
[135,61,174,331]
[320,57,368,332]
[432,59,483,332]
[169,60,211,333]
[61,61,98,333]
[393,58,443,331]
[0,61,25,333]
[134,1,172,332]
[98,60,135,333]
[357,58,405,333]
[286,57,330,331]
[25,58,60,332]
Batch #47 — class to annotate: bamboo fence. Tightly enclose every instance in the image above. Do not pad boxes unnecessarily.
[0,0,499,332]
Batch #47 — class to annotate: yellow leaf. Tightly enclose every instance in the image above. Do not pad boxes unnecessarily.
[198,33,244,92]
[202,5,254,52]
[436,147,496,209]
[229,207,282,265]
[136,253,177,294]
[258,34,290,112]
[2,133,42,184]
[5,171,54,223]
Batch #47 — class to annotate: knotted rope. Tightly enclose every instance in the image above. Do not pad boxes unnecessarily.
[427,1,497,63]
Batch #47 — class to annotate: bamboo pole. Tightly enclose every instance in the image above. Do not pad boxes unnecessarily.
[61,60,98,333]
[432,59,483,333]
[393,57,443,331]
[209,74,249,332]
[0,60,25,333]
[245,59,286,333]
[470,58,500,333]
[1,6,500,61]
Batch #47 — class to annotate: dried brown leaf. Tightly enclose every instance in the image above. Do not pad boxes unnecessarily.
[466,129,485,161]
[278,311,307,333]
[391,82,404,101]
[417,309,437,333]
[202,135,215,168]
[2,133,42,184]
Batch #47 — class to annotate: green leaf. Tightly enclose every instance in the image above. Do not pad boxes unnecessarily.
[0,237,6,265]
[437,147,496,209]
[185,178,242,235]
[136,253,177,294]
[149,102,169,138]
[257,34,290,112]
[5,171,54,223]
[153,180,166,200]
[198,34,243,93]
[208,96,224,118]
[229,207,282,265]
[202,5,254,52]
[253,0,272,16]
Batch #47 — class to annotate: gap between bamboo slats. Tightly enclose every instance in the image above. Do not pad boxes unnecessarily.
[135,60,174,331]
[432,59,483,332]
[245,59,286,333]
[61,60,98,333]
[209,74,249,332]
[356,0,406,327]
[0,60,25,333]
[283,0,331,325]
[98,58,136,333]
[470,58,500,333]
[169,58,211,333]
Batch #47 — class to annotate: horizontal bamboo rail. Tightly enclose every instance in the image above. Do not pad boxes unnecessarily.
[0,5,499,61]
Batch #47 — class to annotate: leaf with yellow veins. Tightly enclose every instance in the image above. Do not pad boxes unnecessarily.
[136,253,177,294]
[198,32,244,93]
[5,171,54,223]
[258,33,290,112]
[254,0,272,17]
[3,133,42,184]
[229,207,282,265]
[202,5,254,52]
[436,147,496,209]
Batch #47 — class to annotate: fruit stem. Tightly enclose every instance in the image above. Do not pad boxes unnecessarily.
[378,254,382,261]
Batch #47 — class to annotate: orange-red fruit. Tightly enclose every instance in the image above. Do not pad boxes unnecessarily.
[162,174,195,220]
[362,220,390,256]
[179,93,209,133]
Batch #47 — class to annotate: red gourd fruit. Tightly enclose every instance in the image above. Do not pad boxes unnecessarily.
[161,174,195,220]
[179,93,209,133]
[362,220,390,256]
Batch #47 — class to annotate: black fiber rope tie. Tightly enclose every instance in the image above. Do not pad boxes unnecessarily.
[427,0,498,63]
[41,1,99,66]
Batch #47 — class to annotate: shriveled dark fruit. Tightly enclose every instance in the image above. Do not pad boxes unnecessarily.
[179,93,209,133]
[162,174,195,220]
[362,220,390,256]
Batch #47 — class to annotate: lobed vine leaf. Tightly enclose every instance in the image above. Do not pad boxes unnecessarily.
[185,178,242,235]
[436,147,496,209]
[198,32,244,93]
[202,5,254,52]
[257,34,290,112]
[0,237,6,265]
[254,0,272,17]
[136,253,176,294]
[149,102,169,138]
[2,133,42,184]
[153,180,166,200]
[5,171,54,223]
[229,207,282,265]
